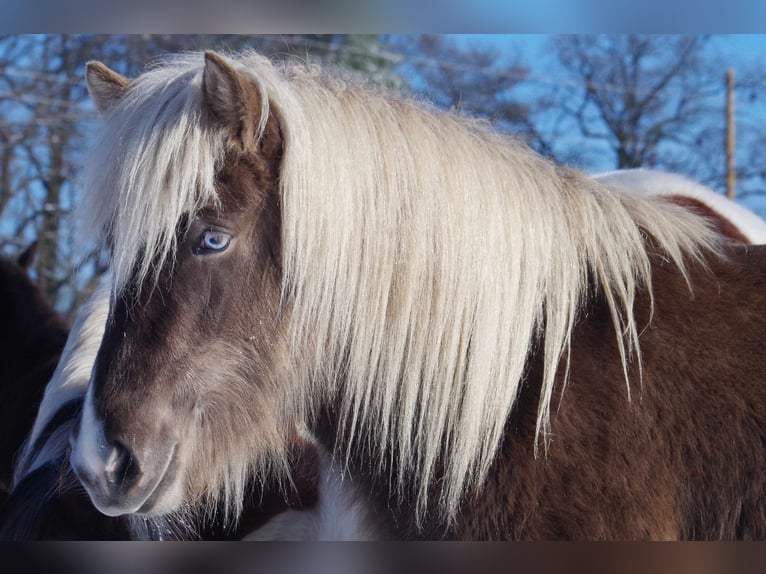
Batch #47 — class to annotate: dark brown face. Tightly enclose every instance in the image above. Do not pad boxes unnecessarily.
[70,145,286,516]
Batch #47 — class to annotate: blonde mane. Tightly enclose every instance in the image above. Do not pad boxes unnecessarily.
[78,51,721,522]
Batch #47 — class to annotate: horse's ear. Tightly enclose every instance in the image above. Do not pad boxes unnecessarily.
[17,240,37,271]
[202,51,281,158]
[86,61,129,114]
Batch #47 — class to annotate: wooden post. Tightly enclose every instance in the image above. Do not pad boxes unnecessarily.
[726,69,736,200]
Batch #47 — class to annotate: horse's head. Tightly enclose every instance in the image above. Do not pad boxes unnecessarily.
[70,52,289,518]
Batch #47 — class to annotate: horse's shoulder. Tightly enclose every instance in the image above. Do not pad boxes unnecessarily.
[638,244,766,398]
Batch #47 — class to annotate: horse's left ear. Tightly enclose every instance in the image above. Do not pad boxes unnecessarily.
[17,240,37,271]
[85,62,130,114]
[202,51,282,158]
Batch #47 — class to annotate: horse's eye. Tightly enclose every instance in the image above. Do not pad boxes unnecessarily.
[194,229,231,255]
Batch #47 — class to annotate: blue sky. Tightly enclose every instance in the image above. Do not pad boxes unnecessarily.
[457,34,766,63]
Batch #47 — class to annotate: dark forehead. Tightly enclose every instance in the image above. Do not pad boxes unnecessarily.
[206,149,278,215]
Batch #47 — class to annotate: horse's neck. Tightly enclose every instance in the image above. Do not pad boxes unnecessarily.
[302,298,568,539]
[242,442,378,541]
[308,401,435,537]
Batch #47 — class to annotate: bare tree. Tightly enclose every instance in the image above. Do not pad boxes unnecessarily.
[0,35,146,312]
[548,35,726,177]
[0,35,93,311]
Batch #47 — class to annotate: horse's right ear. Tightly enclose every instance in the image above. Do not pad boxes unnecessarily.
[202,51,281,158]
[17,241,37,270]
[86,61,129,114]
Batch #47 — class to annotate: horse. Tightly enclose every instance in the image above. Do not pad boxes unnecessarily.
[594,168,766,244]
[0,243,68,495]
[0,269,135,540]
[67,50,766,539]
[0,243,126,539]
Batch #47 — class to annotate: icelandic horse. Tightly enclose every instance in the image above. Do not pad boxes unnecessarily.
[57,50,766,539]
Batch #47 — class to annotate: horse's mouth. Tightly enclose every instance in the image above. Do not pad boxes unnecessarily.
[132,443,181,516]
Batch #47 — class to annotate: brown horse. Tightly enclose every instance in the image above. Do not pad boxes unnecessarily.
[0,243,68,494]
[68,50,766,539]
[0,256,133,540]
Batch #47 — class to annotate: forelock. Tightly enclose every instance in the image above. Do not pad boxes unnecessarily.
[78,53,226,294]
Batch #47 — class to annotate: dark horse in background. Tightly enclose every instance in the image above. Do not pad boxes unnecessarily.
[0,243,68,494]
[0,244,130,539]
[57,50,766,539]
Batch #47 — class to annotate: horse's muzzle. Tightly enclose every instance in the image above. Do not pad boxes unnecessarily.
[69,394,182,517]
[72,436,180,517]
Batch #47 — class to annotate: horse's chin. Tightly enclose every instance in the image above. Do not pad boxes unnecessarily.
[132,478,187,517]
[129,453,188,518]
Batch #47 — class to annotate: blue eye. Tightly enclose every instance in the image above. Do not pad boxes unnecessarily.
[194,229,231,255]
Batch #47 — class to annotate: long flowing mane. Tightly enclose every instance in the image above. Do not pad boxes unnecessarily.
[78,51,722,520]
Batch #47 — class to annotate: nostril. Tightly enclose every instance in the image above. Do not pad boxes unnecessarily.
[103,440,141,487]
